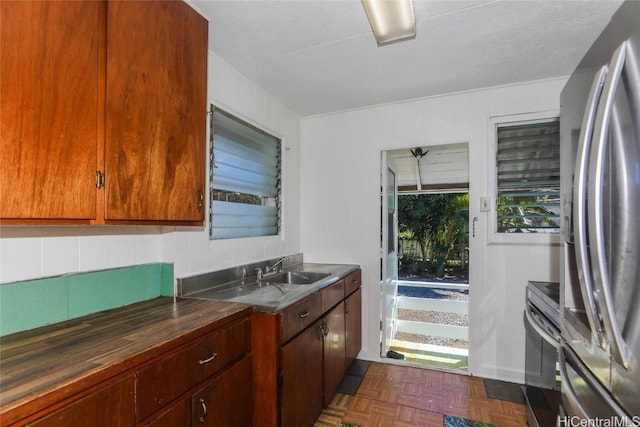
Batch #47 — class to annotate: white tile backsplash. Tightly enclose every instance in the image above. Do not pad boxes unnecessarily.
[78,234,111,272]
[0,234,42,283]
[108,233,137,269]
[42,235,79,277]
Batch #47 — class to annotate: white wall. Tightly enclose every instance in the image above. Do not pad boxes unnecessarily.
[0,39,563,384]
[299,78,564,383]
[163,52,302,281]
[0,51,301,286]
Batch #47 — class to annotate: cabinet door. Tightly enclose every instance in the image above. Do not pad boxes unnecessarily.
[0,1,100,220]
[26,376,135,427]
[345,288,362,368]
[281,320,324,427]
[191,356,253,427]
[142,399,190,427]
[323,301,346,407]
[105,0,207,222]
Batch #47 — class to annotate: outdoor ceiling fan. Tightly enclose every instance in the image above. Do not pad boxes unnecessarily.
[410,147,428,159]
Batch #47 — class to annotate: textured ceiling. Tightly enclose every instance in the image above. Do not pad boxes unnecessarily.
[192,0,623,117]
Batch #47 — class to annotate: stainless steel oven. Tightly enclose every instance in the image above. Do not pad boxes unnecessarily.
[523,281,562,427]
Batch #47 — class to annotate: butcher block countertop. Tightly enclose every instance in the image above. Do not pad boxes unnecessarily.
[0,297,252,424]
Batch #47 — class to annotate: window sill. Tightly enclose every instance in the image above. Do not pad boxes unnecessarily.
[488,232,561,246]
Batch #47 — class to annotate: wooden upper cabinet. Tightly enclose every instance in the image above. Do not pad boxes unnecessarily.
[0,1,101,220]
[0,0,207,225]
[105,0,207,222]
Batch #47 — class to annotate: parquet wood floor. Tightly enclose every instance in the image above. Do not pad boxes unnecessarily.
[314,362,528,427]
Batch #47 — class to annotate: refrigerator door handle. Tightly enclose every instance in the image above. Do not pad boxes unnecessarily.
[572,65,608,347]
[588,41,631,369]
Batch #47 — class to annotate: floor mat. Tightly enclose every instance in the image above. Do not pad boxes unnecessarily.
[444,415,496,427]
[336,359,371,395]
[483,378,525,404]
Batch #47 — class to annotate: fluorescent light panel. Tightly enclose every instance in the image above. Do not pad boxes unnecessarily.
[362,0,416,46]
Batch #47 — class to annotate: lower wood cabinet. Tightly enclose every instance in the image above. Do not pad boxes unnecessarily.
[136,317,252,426]
[191,356,253,426]
[26,376,135,427]
[10,310,252,427]
[322,301,346,407]
[142,399,190,427]
[254,269,362,427]
[136,317,250,421]
[280,321,324,427]
[345,288,362,368]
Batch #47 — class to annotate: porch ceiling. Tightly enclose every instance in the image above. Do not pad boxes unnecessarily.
[387,143,469,193]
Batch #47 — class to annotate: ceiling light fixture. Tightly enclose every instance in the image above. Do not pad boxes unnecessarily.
[361,0,416,46]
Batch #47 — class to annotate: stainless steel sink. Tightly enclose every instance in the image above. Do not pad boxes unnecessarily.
[261,271,330,285]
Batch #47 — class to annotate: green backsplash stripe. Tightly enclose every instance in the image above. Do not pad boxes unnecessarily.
[160,263,175,297]
[0,276,70,336]
[0,263,174,336]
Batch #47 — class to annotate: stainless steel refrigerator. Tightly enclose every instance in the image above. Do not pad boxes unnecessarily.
[560,0,640,424]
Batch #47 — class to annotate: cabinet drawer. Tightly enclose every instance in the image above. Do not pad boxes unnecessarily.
[26,376,135,427]
[321,279,345,313]
[344,270,361,296]
[136,317,250,421]
[281,292,322,343]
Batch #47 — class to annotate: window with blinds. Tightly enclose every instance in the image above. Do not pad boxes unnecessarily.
[496,119,560,233]
[209,107,281,240]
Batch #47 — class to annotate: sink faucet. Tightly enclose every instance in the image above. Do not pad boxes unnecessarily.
[265,257,287,275]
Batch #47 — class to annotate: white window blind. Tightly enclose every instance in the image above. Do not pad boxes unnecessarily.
[496,119,560,233]
[209,107,281,239]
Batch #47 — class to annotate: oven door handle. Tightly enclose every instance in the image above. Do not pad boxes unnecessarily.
[558,346,590,419]
[560,345,632,421]
[524,306,560,349]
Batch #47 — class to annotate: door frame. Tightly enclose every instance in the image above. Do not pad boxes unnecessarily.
[380,151,399,357]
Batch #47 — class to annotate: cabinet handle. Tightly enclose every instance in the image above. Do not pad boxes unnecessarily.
[322,320,329,336]
[198,352,218,365]
[318,322,326,339]
[299,311,310,319]
[198,190,204,208]
[345,302,350,314]
[198,398,207,422]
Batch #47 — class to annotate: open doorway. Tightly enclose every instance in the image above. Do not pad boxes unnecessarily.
[381,143,470,371]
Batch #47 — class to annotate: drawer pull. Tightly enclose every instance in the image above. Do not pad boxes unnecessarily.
[299,311,310,319]
[199,398,207,422]
[198,352,218,365]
